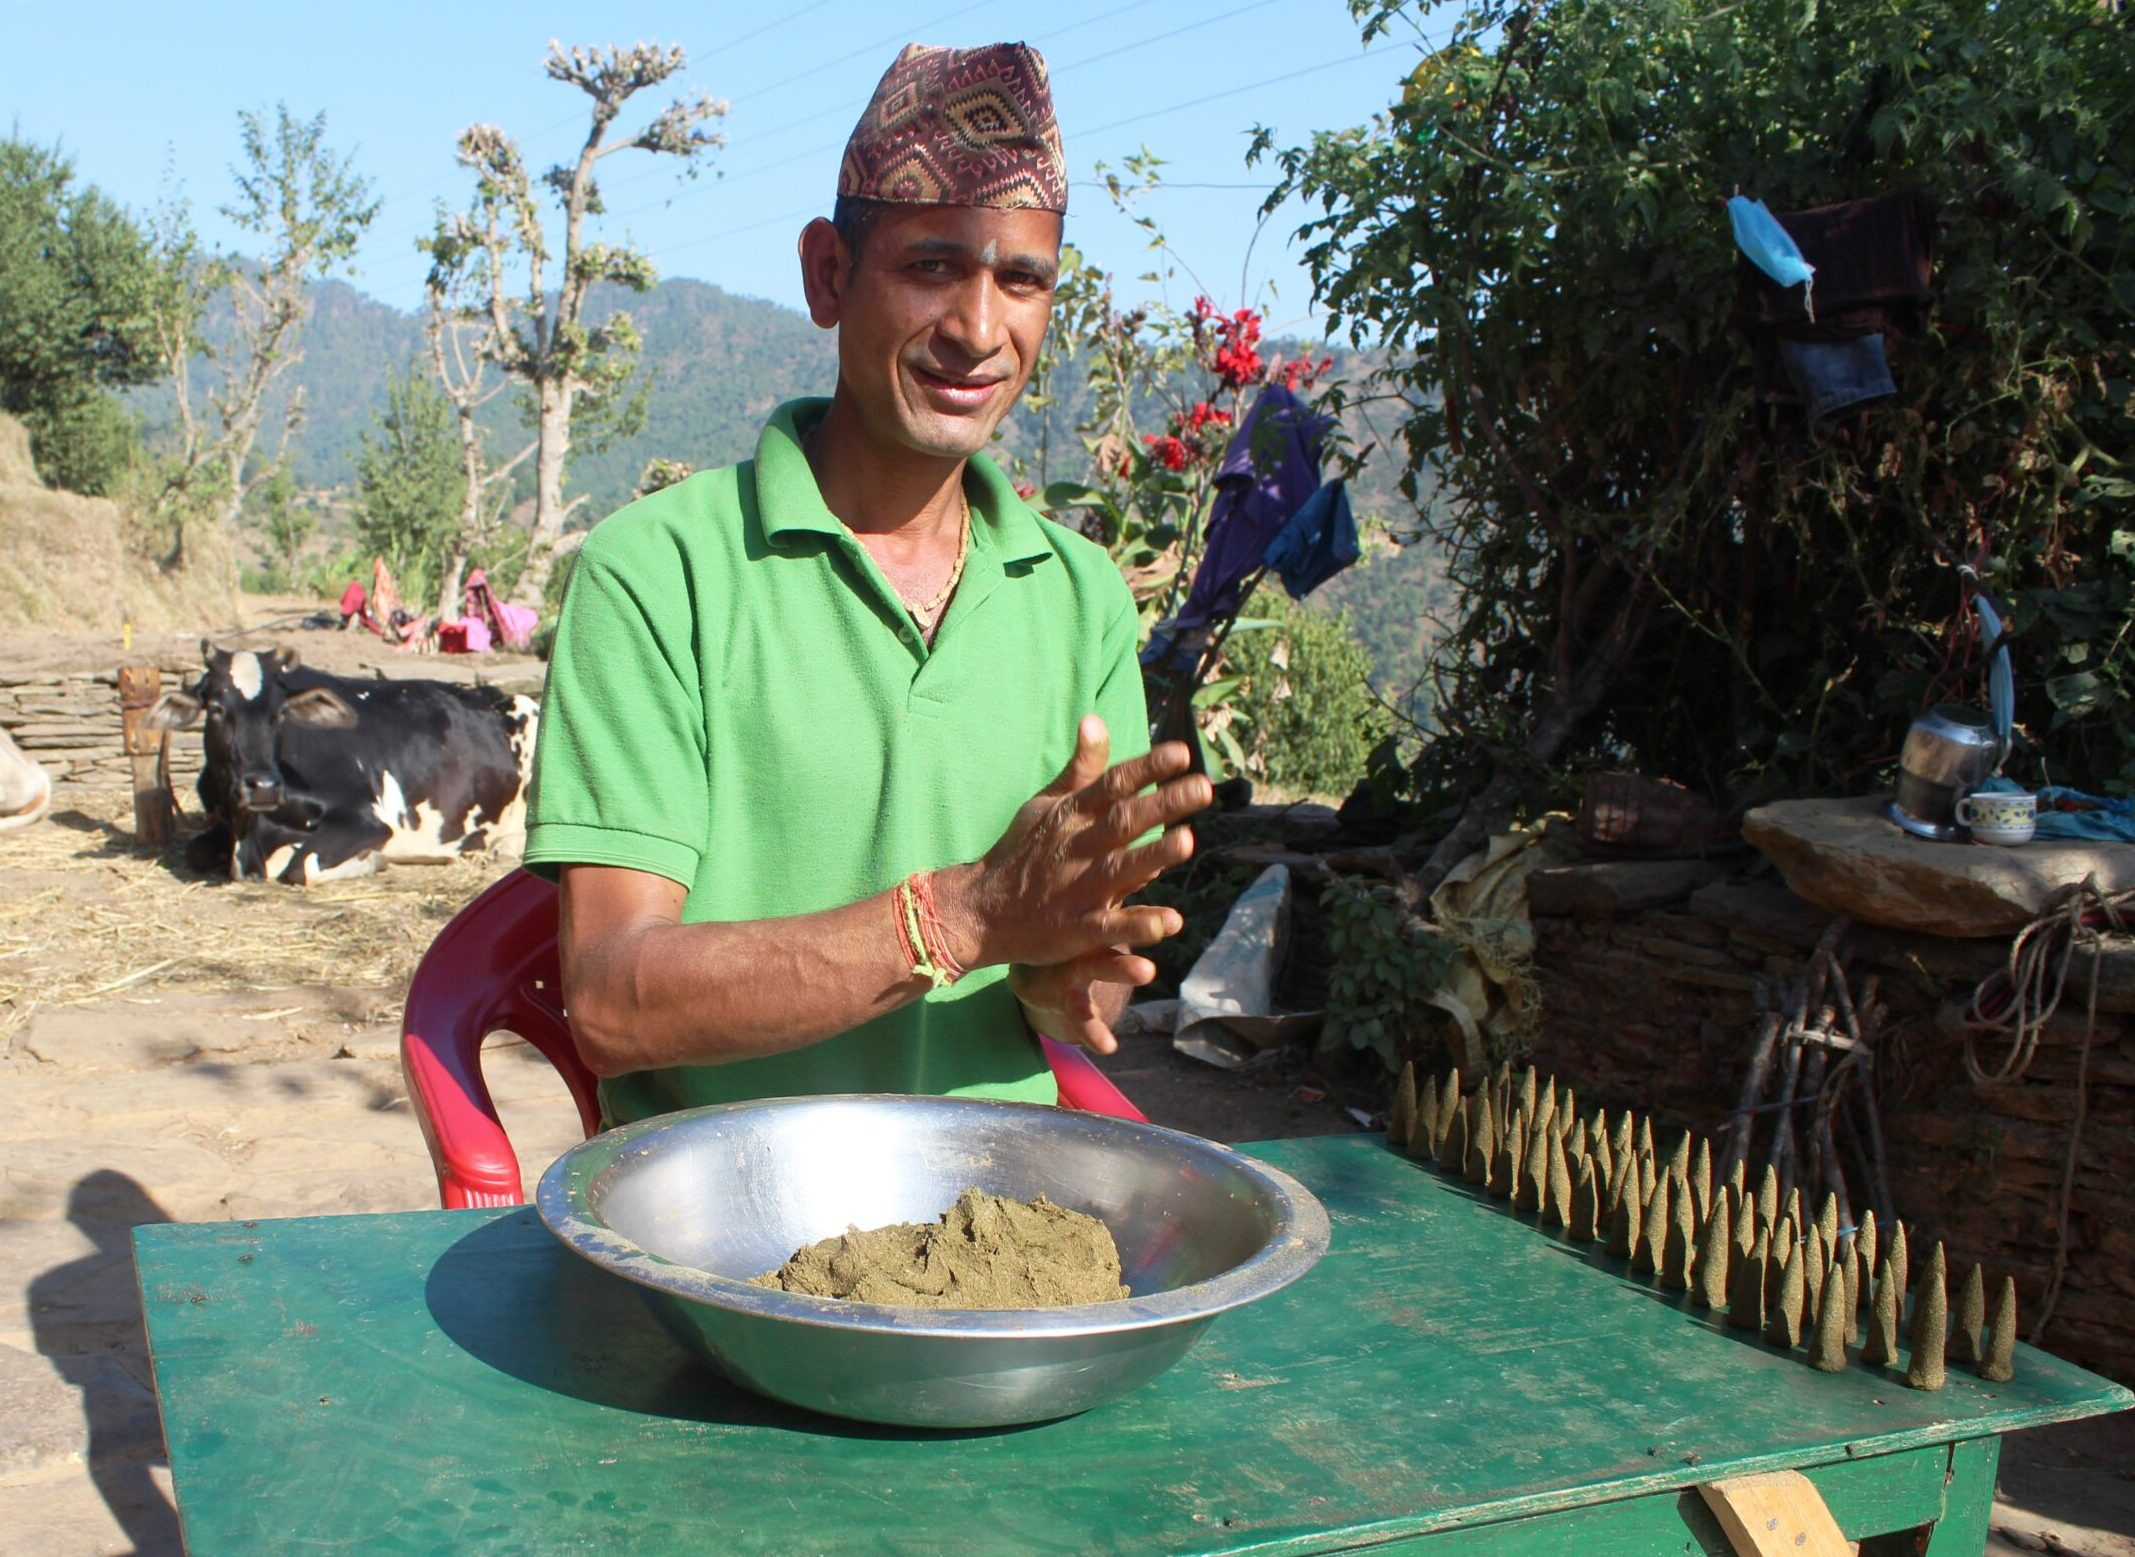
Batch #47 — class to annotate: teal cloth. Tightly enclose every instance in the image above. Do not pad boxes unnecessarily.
[1977,776,2135,843]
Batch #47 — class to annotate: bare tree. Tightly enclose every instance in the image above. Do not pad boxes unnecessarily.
[421,255,536,619]
[149,107,375,571]
[425,41,726,604]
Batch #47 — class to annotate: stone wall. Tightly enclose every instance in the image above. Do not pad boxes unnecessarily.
[0,660,205,790]
[1523,861,2135,1383]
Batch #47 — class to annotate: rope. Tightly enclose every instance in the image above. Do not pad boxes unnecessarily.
[1960,874,2130,1342]
[1961,877,2133,1085]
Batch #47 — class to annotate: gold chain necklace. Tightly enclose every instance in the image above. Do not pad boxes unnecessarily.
[905,490,971,631]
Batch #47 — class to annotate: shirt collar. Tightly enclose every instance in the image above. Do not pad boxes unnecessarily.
[755,398,1054,568]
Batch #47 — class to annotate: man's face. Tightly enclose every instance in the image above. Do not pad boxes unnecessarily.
[807,203,1062,461]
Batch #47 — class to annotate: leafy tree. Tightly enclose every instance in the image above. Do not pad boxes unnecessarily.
[1225,595,1393,799]
[152,106,376,569]
[424,41,727,604]
[249,464,316,590]
[0,138,158,493]
[1264,0,2135,886]
[353,368,462,605]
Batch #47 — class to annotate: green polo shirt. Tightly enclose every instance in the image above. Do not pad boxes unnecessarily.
[524,398,1148,1126]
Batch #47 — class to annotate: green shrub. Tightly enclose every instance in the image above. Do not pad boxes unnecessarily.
[1225,594,1392,799]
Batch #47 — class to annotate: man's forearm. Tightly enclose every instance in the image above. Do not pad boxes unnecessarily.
[562,871,940,1077]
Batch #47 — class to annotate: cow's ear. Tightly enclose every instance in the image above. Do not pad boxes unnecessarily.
[142,692,204,732]
[281,688,358,728]
[271,646,301,671]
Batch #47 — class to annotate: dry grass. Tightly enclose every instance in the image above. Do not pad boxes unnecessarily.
[0,787,512,1051]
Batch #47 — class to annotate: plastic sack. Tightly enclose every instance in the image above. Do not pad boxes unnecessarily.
[1728,196,1816,321]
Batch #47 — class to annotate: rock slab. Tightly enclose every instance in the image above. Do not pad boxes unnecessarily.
[1742,796,2135,937]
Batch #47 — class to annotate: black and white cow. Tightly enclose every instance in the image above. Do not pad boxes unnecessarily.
[145,644,540,884]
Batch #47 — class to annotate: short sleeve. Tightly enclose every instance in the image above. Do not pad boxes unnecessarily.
[523,535,708,888]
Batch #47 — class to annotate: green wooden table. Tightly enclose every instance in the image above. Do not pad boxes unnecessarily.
[136,1135,2130,1555]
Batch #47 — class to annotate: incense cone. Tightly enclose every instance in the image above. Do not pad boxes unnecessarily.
[1571,1157,1601,1243]
[1725,1157,1746,1209]
[1636,1116,1655,1164]
[1863,1254,1899,1367]
[1589,1115,1614,1188]
[1729,1224,1769,1331]
[1558,1090,1580,1138]
[1784,1187,1804,1239]
[1802,1227,1828,1319]
[1436,1092,1468,1174]
[1906,1242,1948,1390]
[1389,1063,1416,1148]
[1493,1124,1520,1202]
[1809,1271,1848,1371]
[1408,1085,1435,1159]
[1854,1211,1878,1299]
[1889,1223,1911,1312]
[1764,1216,1796,1319]
[1662,1177,1697,1291]
[1607,1171,1642,1259]
[1439,1069,1462,1134]
[1950,1263,1986,1365]
[1756,1165,1779,1230]
[1732,1192,1757,1262]
[1517,1064,1538,1122]
[1981,1277,2017,1383]
[1534,1078,1557,1140]
[1609,1112,1633,1174]
[1547,1133,1574,1231]
[1844,1247,1863,1346]
[1691,1139,1713,1228]
[1464,1094,1496,1185]
[1766,1242,1805,1349]
[1665,1132,1691,1192]
[1815,1192,1840,1253]
[1695,1194,1732,1310]
[1635,1175,1669,1277]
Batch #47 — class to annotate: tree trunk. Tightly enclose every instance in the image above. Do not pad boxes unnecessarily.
[437,552,469,625]
[517,381,574,605]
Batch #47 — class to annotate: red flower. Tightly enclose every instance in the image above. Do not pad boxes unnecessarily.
[1277,355,1334,392]
[1142,433,1192,472]
[1176,400,1233,437]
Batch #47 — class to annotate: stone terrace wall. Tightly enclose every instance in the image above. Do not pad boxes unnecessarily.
[1522,861,2135,1383]
[0,658,205,789]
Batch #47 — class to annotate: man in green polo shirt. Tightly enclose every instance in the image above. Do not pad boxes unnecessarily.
[524,41,1210,1126]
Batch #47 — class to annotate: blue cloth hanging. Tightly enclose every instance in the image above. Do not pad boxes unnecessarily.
[1174,384,1332,632]
[1262,479,1360,599]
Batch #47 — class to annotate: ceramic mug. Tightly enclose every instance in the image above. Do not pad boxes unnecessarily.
[1956,790,2037,845]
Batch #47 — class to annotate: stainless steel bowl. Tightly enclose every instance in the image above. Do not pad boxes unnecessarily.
[535,1094,1330,1428]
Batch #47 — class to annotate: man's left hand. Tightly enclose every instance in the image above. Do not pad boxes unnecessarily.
[1008,947,1157,1056]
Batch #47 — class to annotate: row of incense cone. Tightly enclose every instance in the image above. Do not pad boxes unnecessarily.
[1387,1061,2019,1389]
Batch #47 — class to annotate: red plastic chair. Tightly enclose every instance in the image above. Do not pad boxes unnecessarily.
[402,869,1147,1209]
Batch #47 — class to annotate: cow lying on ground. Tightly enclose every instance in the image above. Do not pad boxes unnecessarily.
[0,726,51,833]
[145,644,540,884]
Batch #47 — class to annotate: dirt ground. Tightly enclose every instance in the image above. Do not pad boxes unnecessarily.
[1,619,2128,1554]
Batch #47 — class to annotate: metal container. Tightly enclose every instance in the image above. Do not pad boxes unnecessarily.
[1889,704,2007,840]
[535,1095,1331,1428]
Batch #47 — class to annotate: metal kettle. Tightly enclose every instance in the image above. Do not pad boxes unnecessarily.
[1888,705,2007,840]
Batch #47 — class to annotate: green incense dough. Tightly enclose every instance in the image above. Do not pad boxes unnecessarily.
[1907,1242,1949,1390]
[749,1188,1128,1310]
[1981,1276,2017,1383]
[1950,1262,1986,1365]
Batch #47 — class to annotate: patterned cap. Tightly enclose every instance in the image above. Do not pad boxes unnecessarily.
[838,43,1067,214]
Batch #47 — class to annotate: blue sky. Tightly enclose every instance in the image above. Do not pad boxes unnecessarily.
[2,1,1433,334]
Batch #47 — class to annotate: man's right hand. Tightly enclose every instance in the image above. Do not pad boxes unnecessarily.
[939,715,1211,973]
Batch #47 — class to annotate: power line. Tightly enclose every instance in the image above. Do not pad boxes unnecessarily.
[704,0,845,55]
[1080,45,1398,138]
[1054,0,1281,74]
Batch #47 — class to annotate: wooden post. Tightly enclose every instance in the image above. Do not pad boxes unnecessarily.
[1697,1471,1851,1556]
[118,664,174,847]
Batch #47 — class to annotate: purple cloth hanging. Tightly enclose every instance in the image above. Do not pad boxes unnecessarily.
[1175,384,1332,631]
